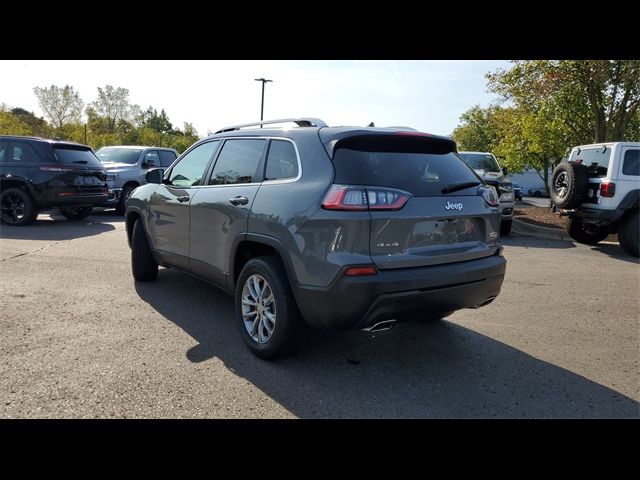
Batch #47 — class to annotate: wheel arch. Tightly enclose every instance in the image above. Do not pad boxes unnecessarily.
[230,234,299,292]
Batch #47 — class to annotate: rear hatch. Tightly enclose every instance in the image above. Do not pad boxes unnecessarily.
[52,144,107,196]
[326,132,500,269]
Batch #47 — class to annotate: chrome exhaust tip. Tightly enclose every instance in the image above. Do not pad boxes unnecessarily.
[472,296,497,308]
[362,319,397,332]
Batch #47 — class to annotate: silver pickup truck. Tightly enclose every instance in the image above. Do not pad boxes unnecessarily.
[458,151,515,236]
[96,145,178,214]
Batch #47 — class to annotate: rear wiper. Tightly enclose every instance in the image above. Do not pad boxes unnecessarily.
[441,181,481,194]
[73,160,88,164]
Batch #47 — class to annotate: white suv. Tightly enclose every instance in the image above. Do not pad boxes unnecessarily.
[550,142,639,257]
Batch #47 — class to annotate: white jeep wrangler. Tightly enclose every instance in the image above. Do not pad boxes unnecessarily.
[550,142,639,257]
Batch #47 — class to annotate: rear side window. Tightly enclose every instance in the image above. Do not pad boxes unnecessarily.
[622,149,639,176]
[54,147,102,166]
[0,140,7,163]
[159,150,177,168]
[265,140,299,181]
[332,148,480,196]
[209,139,265,185]
[13,141,43,162]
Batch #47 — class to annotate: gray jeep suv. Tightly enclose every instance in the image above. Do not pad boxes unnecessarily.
[96,145,178,214]
[125,118,507,359]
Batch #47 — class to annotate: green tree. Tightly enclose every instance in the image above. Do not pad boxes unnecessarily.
[88,85,140,132]
[10,107,50,137]
[487,60,640,143]
[140,107,173,134]
[452,105,503,152]
[0,107,32,136]
[33,84,84,130]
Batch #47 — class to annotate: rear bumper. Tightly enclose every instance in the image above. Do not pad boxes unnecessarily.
[294,253,506,331]
[570,207,622,226]
[38,193,109,208]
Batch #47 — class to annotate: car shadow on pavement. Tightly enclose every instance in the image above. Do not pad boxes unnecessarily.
[503,235,576,250]
[135,268,639,419]
[0,212,119,241]
[590,243,639,265]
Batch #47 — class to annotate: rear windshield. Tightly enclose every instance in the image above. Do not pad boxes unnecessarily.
[96,147,142,165]
[569,147,611,174]
[54,147,102,166]
[333,149,481,196]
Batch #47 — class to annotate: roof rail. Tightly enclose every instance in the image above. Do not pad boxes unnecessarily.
[215,117,327,134]
[386,126,417,131]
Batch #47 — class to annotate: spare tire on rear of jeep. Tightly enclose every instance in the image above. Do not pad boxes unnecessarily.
[550,161,589,209]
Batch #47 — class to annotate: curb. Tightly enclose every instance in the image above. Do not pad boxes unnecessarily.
[511,218,571,241]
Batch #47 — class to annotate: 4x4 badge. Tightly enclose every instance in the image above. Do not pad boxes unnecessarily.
[444,201,463,211]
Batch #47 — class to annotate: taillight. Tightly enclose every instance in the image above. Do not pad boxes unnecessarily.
[344,266,378,276]
[479,186,499,207]
[321,185,411,211]
[39,164,75,172]
[600,182,616,197]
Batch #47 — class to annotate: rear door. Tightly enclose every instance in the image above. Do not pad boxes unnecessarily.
[331,136,500,269]
[188,138,266,286]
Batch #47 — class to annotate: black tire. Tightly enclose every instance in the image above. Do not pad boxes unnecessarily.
[59,206,93,220]
[533,190,542,197]
[131,218,158,281]
[550,162,589,208]
[618,211,639,257]
[235,256,304,360]
[115,184,136,216]
[0,187,38,226]
[500,220,512,236]
[566,218,609,245]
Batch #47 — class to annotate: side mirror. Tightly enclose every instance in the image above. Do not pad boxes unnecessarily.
[502,166,509,176]
[145,168,165,184]
[142,159,156,169]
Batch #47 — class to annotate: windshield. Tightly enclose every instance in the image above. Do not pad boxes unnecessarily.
[96,147,142,165]
[458,152,501,173]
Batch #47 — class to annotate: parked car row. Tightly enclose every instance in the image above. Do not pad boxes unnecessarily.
[0,135,177,225]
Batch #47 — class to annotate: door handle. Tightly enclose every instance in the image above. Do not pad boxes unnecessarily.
[177,196,190,203]
[229,196,249,206]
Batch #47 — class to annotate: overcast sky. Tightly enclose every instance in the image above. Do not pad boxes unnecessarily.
[0,60,510,137]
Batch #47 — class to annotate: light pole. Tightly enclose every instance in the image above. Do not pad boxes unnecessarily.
[254,78,273,126]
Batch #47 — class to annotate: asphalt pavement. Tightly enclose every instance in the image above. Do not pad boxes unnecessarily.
[1,211,638,418]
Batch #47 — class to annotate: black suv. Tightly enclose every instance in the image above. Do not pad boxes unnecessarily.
[126,118,507,359]
[0,136,107,225]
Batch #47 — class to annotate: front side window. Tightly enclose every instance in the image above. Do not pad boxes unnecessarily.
[209,139,265,185]
[0,140,7,163]
[622,149,639,176]
[159,150,177,168]
[265,140,299,180]
[168,141,219,187]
